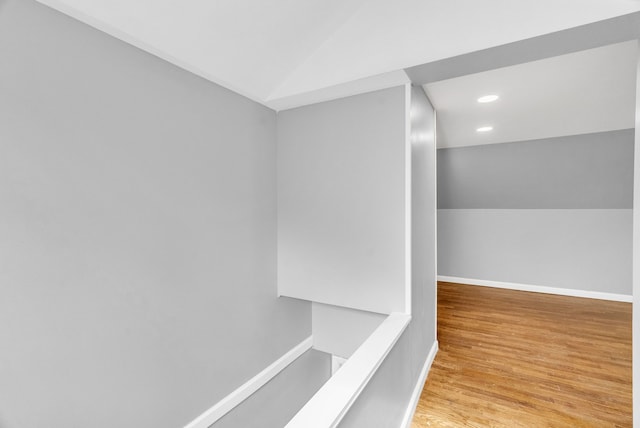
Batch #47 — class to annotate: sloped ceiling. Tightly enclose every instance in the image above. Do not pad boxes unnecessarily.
[36,0,640,109]
[425,41,638,148]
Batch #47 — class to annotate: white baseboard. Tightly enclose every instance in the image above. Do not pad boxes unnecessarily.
[184,336,313,428]
[400,340,439,428]
[437,276,633,303]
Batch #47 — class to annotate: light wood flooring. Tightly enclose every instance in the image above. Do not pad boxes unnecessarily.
[411,282,632,427]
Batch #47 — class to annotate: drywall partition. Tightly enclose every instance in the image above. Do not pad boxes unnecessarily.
[437,131,634,298]
[277,86,409,315]
[338,86,438,427]
[0,1,328,427]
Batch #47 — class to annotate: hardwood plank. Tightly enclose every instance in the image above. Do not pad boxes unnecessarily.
[412,282,632,427]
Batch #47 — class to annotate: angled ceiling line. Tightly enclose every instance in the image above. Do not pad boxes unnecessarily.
[404,11,640,87]
[265,0,370,103]
[33,1,640,111]
[35,0,269,105]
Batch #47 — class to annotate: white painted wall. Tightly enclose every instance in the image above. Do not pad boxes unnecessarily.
[312,303,386,359]
[339,86,438,427]
[277,86,409,315]
[438,209,633,296]
[0,2,328,427]
[437,128,634,298]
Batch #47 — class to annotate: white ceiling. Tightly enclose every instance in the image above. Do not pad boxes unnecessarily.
[424,41,638,148]
[36,0,640,109]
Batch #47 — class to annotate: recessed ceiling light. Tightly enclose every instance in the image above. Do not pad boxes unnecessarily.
[477,95,499,103]
[477,126,493,133]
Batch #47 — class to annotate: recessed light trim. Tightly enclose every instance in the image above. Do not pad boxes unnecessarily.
[476,126,493,133]
[477,95,499,103]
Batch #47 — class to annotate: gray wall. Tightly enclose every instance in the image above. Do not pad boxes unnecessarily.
[438,129,633,209]
[438,130,634,209]
[438,130,634,295]
[277,86,408,315]
[0,1,327,427]
[339,86,437,427]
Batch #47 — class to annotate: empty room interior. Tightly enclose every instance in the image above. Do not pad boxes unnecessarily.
[1,1,639,428]
[415,40,636,427]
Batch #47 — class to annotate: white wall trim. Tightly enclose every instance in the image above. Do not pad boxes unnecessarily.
[286,313,411,428]
[631,38,640,427]
[400,340,439,428]
[183,336,314,428]
[404,83,413,315]
[438,276,633,303]
[433,107,439,341]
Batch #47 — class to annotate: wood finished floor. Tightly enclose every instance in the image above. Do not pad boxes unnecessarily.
[411,282,632,428]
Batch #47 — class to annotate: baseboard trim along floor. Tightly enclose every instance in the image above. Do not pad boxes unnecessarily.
[400,341,439,428]
[437,276,632,303]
